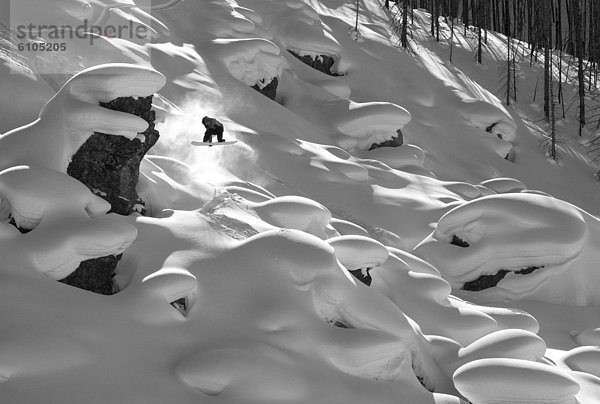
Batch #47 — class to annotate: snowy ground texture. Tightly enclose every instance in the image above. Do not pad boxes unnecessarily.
[1,0,600,403]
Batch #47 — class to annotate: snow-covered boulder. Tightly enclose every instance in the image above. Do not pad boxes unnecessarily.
[573,328,600,346]
[453,358,580,404]
[456,329,546,368]
[326,235,388,285]
[563,346,600,378]
[2,213,136,283]
[362,144,426,170]
[334,101,412,150]
[329,218,370,237]
[254,0,341,74]
[0,165,137,289]
[211,38,283,99]
[289,50,338,75]
[0,63,165,173]
[67,93,161,215]
[479,177,526,194]
[372,249,537,347]
[414,193,600,306]
[128,266,199,324]
[247,195,333,238]
[0,165,110,230]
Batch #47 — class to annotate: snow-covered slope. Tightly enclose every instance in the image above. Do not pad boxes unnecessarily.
[1,0,600,403]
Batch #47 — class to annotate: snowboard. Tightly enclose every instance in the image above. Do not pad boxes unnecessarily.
[191,140,237,146]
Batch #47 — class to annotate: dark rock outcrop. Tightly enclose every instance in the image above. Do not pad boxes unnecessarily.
[461,266,543,292]
[67,95,159,216]
[62,95,159,294]
[368,130,404,151]
[8,218,31,234]
[349,268,373,286]
[451,234,470,247]
[59,255,122,295]
[251,77,278,100]
[288,50,337,76]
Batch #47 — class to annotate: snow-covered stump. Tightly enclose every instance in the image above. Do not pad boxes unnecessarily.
[64,93,159,294]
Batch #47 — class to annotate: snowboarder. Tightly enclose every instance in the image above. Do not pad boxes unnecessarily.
[202,116,225,144]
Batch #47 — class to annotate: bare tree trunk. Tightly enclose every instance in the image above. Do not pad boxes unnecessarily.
[401,0,409,48]
[355,0,359,29]
[450,6,455,61]
[435,0,440,41]
[431,0,435,36]
[549,3,557,160]
[463,0,469,35]
[572,0,586,134]
[544,1,551,120]
[550,77,557,160]
[477,1,482,63]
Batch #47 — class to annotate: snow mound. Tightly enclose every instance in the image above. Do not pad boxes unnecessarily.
[156,0,256,39]
[130,266,198,324]
[414,193,600,305]
[362,144,426,170]
[255,0,341,57]
[453,358,580,404]
[335,101,412,149]
[1,212,136,281]
[0,165,137,279]
[442,182,484,200]
[0,165,110,229]
[224,180,276,202]
[211,38,283,87]
[0,64,165,172]
[479,177,526,193]
[372,249,538,347]
[4,0,600,402]
[326,235,388,271]
[165,227,445,401]
[562,347,600,378]
[573,328,600,346]
[457,329,546,367]
[329,218,370,237]
[246,195,334,238]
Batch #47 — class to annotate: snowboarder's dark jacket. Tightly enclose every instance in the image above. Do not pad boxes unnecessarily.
[202,116,224,143]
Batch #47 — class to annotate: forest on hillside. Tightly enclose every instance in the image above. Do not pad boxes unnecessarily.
[384,0,600,160]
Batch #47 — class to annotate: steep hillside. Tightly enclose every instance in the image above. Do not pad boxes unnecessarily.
[1,0,600,403]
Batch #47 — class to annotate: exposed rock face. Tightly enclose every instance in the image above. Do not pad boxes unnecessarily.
[288,50,337,75]
[461,266,543,292]
[251,77,278,100]
[349,268,373,286]
[8,218,31,234]
[67,95,159,216]
[59,255,122,295]
[451,234,469,247]
[368,130,404,150]
[63,95,159,294]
